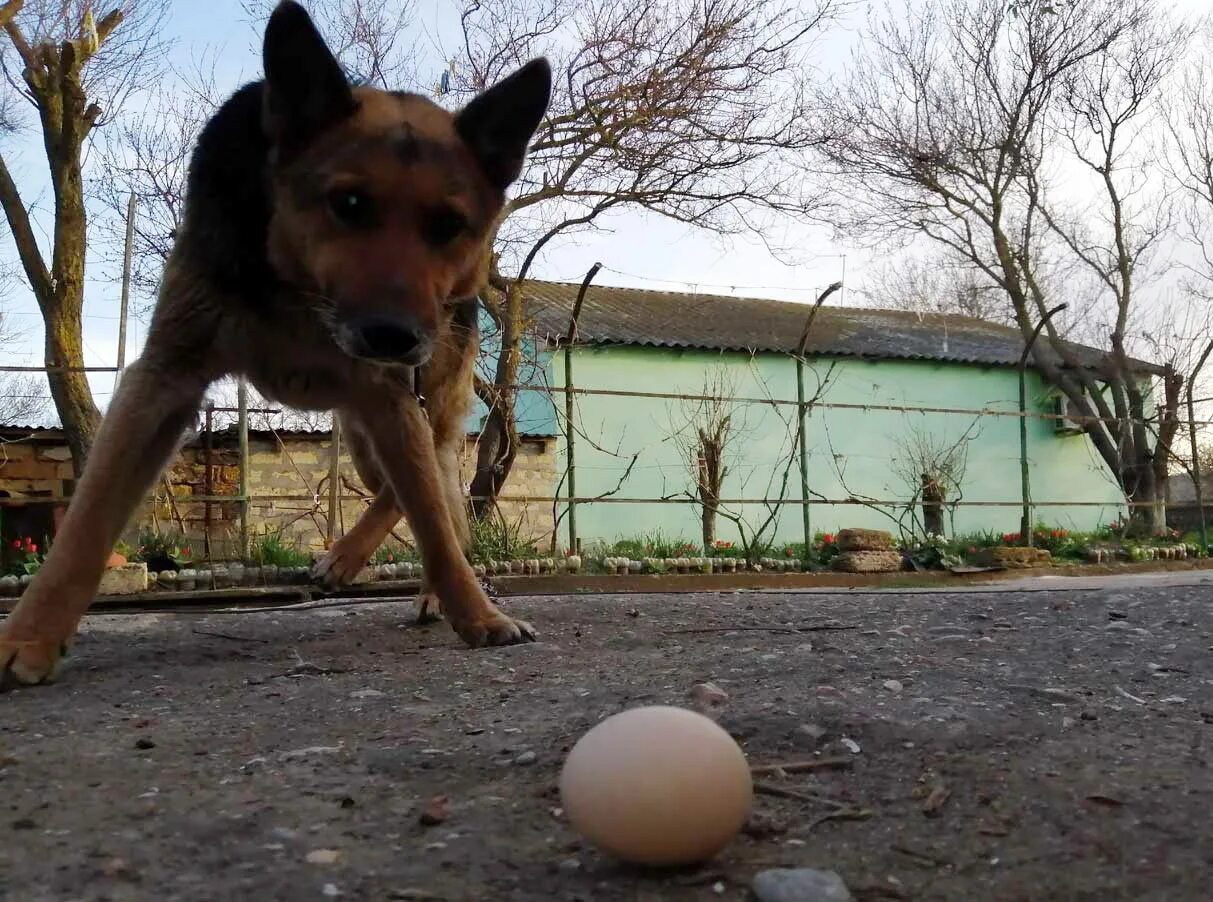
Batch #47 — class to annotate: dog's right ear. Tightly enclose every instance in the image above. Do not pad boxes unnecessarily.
[262,1,356,156]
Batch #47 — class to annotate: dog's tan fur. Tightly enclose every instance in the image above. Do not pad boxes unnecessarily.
[0,2,550,688]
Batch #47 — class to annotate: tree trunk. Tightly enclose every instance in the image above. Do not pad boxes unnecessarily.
[43,302,101,478]
[46,126,99,478]
[470,282,522,520]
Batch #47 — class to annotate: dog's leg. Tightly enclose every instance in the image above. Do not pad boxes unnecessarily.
[347,393,533,647]
[0,360,208,689]
[312,416,402,588]
[413,441,470,624]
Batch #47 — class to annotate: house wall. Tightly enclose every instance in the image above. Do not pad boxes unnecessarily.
[549,346,1129,547]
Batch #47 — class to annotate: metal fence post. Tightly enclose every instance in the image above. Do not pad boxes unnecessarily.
[1186,340,1213,549]
[326,416,342,548]
[564,263,600,552]
[795,282,842,550]
[237,380,250,559]
[1019,304,1067,545]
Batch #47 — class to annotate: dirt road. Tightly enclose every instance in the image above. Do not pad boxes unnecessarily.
[2,576,1210,900]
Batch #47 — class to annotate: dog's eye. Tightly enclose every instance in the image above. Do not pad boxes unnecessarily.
[328,188,375,228]
[424,206,468,246]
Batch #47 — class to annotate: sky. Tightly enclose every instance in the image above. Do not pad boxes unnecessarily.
[0,0,1208,417]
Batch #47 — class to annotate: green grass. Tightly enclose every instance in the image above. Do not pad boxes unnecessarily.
[247,529,313,568]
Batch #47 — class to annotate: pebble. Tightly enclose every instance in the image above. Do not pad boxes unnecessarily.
[0,575,18,595]
[557,858,581,873]
[797,723,827,742]
[514,751,537,766]
[931,634,969,643]
[882,679,904,693]
[690,682,729,706]
[840,737,861,754]
[350,689,386,699]
[752,868,854,902]
[322,884,341,898]
[928,625,967,635]
[306,849,341,865]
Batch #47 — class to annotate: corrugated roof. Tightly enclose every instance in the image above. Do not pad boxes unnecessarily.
[523,281,1165,374]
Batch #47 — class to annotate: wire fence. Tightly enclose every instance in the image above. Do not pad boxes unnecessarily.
[1,319,1211,562]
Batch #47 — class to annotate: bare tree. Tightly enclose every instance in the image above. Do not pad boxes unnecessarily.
[242,0,417,89]
[819,0,1188,534]
[462,0,845,516]
[0,309,51,424]
[861,253,1012,324]
[888,419,980,539]
[665,366,739,548]
[1167,29,1213,305]
[94,57,220,310]
[0,0,170,474]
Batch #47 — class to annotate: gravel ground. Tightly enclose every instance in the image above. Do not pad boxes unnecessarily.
[2,577,1211,901]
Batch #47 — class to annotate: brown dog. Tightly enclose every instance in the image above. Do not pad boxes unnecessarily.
[0,1,551,688]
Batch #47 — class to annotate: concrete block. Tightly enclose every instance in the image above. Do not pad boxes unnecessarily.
[98,563,148,596]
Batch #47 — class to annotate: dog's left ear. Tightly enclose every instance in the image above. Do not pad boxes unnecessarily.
[456,58,552,191]
[262,1,357,156]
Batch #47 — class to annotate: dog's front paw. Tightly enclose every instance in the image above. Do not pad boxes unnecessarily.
[311,541,370,589]
[450,607,536,648]
[1,634,69,692]
[415,592,444,625]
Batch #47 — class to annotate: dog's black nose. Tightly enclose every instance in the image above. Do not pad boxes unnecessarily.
[349,315,429,362]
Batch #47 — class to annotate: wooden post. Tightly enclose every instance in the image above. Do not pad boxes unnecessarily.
[326,416,342,547]
[203,401,214,557]
[115,193,136,382]
[237,380,250,559]
[564,263,601,552]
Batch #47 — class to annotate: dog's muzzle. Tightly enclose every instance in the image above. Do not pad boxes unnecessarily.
[335,313,434,366]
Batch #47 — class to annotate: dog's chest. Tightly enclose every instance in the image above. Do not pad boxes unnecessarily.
[248,364,349,411]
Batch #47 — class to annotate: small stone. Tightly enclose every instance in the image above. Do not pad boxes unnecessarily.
[931,634,969,643]
[752,868,853,902]
[882,679,904,693]
[12,817,36,830]
[514,750,537,766]
[419,795,450,826]
[0,575,19,595]
[157,570,178,589]
[557,858,581,873]
[840,737,861,754]
[350,688,386,699]
[306,849,341,865]
[690,682,729,706]
[134,738,156,751]
[322,884,341,898]
[100,857,135,880]
[262,564,279,583]
[19,574,33,589]
[796,723,827,742]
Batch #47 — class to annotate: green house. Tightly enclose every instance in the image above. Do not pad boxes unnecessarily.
[488,281,1164,548]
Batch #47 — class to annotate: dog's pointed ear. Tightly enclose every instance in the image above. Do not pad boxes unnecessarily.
[456,58,552,191]
[262,1,356,154]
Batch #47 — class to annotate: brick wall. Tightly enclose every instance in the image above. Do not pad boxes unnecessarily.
[147,431,557,557]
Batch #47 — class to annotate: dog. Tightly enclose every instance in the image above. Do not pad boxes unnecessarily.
[0,0,551,689]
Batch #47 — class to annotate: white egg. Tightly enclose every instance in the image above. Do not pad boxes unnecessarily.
[559,705,752,866]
